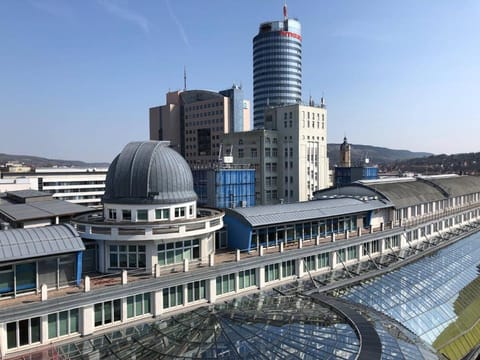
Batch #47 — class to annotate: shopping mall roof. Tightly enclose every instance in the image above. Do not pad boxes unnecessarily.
[226,197,393,227]
[0,224,85,262]
[0,196,93,222]
[315,175,480,209]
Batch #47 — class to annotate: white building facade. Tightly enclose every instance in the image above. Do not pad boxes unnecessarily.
[222,102,329,205]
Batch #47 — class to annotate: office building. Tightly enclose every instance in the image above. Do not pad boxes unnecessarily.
[149,87,250,169]
[0,167,108,208]
[192,166,255,209]
[222,129,279,205]
[253,4,302,128]
[223,101,329,204]
[0,178,32,193]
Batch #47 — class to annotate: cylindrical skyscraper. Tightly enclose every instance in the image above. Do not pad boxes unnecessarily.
[253,5,302,128]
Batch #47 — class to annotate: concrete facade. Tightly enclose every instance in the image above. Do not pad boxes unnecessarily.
[222,102,329,204]
[0,168,108,208]
[149,88,250,170]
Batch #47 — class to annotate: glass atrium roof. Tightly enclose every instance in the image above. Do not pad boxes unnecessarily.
[55,233,480,360]
[57,293,361,359]
[56,290,440,359]
[337,232,480,360]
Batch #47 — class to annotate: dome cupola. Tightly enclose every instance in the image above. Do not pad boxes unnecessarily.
[103,141,197,205]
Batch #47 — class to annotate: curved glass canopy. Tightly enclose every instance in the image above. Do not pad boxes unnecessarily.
[338,232,480,360]
[58,293,360,359]
[55,234,480,360]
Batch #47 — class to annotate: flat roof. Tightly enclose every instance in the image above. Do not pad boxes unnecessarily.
[226,197,393,227]
[0,224,85,262]
[0,199,93,222]
[6,189,52,199]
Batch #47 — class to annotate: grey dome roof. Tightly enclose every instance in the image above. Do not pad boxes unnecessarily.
[103,141,197,205]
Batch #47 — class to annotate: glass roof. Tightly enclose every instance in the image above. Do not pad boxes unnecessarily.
[57,293,360,359]
[337,232,480,360]
[54,232,480,360]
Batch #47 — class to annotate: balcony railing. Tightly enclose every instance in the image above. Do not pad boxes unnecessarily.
[73,208,224,238]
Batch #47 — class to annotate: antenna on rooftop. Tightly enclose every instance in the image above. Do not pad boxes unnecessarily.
[283,0,288,20]
[183,66,187,91]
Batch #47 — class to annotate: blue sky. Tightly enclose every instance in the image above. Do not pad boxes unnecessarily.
[1,0,479,163]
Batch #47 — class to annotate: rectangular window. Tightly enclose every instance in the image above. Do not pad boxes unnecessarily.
[127,293,151,318]
[110,245,145,269]
[0,265,14,295]
[7,322,16,349]
[187,280,207,302]
[239,269,256,289]
[122,210,131,221]
[155,208,170,220]
[137,209,148,221]
[347,246,357,260]
[163,285,183,309]
[216,273,235,295]
[174,207,185,218]
[7,317,41,349]
[94,299,121,327]
[281,260,295,278]
[158,240,200,266]
[265,263,280,282]
[16,262,36,293]
[108,209,117,220]
[215,230,228,249]
[305,255,315,271]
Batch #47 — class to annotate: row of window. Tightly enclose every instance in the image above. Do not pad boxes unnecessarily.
[157,239,200,266]
[107,206,192,222]
[94,293,151,327]
[1,255,76,296]
[266,162,278,172]
[185,102,223,111]
[185,111,224,120]
[108,240,202,268]
[110,245,146,269]
[43,180,104,186]
[264,148,278,157]
[6,293,151,350]
[53,188,105,194]
[163,280,208,309]
[252,216,358,245]
[5,232,415,350]
[397,195,480,221]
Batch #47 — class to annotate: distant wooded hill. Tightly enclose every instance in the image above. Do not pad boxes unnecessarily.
[3,147,476,177]
[383,152,480,175]
[2,145,430,170]
[0,153,108,169]
[327,144,431,167]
